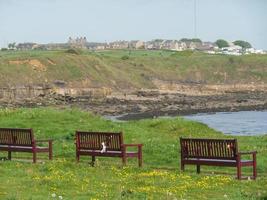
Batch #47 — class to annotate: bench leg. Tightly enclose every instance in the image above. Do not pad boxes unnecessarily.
[138,157,142,167]
[8,151,11,160]
[253,154,257,179]
[91,156,95,167]
[237,165,241,180]
[33,152,37,163]
[49,142,53,160]
[181,164,185,171]
[122,156,126,166]
[197,165,200,174]
[76,153,80,163]
[253,165,257,180]
[138,147,142,167]
[122,148,127,166]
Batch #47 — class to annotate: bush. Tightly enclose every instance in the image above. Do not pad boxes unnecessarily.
[65,48,82,55]
[228,57,234,64]
[171,50,194,57]
[121,55,129,60]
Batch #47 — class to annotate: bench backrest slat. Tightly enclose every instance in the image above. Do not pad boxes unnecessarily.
[180,138,237,160]
[76,131,123,151]
[0,128,34,146]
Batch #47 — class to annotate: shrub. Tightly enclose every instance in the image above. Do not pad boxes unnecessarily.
[65,48,82,55]
[121,55,129,60]
[228,57,234,64]
[172,50,194,57]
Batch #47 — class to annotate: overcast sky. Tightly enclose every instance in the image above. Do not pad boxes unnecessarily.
[0,0,266,49]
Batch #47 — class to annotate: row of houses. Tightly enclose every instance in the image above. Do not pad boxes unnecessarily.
[86,39,218,52]
[14,39,217,51]
[11,38,267,55]
[218,43,267,56]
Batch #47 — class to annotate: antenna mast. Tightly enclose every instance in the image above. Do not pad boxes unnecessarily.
[194,0,197,38]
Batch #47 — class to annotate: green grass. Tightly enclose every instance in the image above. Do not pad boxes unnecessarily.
[0,108,266,199]
[0,49,267,89]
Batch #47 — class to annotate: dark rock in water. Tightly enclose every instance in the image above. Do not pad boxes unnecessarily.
[136,90,160,97]
[53,80,67,87]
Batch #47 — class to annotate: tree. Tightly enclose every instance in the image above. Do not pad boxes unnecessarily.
[8,42,16,49]
[180,38,191,42]
[191,38,202,43]
[179,38,202,43]
[233,40,252,49]
[154,39,164,42]
[215,39,229,48]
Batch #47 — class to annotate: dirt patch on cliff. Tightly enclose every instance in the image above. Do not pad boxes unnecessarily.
[9,59,47,72]
[47,58,56,66]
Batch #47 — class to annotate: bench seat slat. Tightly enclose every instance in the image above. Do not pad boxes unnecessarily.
[184,158,253,167]
[0,145,49,150]
[78,149,138,157]
[184,158,253,163]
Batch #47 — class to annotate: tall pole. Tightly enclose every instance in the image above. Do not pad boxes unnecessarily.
[194,0,197,38]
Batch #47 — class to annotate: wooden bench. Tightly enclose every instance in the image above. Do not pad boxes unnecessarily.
[0,128,53,163]
[180,138,257,180]
[75,131,143,167]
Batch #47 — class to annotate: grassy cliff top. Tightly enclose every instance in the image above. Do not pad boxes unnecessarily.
[0,49,267,89]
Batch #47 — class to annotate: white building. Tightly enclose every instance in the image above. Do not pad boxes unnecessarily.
[245,48,267,54]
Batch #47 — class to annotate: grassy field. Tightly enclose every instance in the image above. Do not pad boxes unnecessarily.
[0,49,267,89]
[0,108,266,200]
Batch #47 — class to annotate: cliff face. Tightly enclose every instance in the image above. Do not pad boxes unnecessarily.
[0,83,266,118]
[1,81,266,100]
[1,49,267,89]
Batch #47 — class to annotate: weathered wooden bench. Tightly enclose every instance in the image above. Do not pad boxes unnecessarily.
[180,138,257,180]
[0,128,53,163]
[75,131,143,167]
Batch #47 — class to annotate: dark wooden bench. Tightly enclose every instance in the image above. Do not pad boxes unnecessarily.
[180,138,257,180]
[0,128,53,163]
[75,131,143,167]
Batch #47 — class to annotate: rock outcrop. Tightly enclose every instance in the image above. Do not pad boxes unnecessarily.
[0,83,266,120]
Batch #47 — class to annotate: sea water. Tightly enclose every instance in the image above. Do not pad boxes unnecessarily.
[184,110,267,136]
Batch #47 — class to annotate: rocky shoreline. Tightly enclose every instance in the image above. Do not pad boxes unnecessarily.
[85,90,267,120]
[0,85,266,120]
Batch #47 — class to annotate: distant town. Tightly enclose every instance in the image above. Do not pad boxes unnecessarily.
[3,37,267,56]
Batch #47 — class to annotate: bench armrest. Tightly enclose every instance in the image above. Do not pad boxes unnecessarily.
[237,151,257,163]
[237,151,257,155]
[33,139,53,150]
[121,144,143,152]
